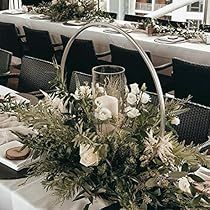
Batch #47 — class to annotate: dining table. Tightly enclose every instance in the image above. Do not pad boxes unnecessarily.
[0,84,210,210]
[0,10,209,66]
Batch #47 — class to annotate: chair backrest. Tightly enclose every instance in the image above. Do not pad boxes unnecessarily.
[69,71,92,93]
[109,44,155,90]
[172,57,210,106]
[0,22,23,58]
[22,0,51,6]
[61,35,98,90]
[23,26,54,62]
[18,56,56,93]
[104,12,117,19]
[149,92,210,145]
[156,19,186,28]
[0,48,12,74]
[124,14,148,22]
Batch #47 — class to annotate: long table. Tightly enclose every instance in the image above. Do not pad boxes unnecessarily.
[0,176,107,210]
[0,85,210,210]
[0,10,210,65]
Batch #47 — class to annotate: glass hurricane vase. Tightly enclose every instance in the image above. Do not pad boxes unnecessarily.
[92,65,126,134]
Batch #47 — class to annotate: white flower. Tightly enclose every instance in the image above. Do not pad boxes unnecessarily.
[144,130,158,154]
[156,133,174,164]
[125,106,140,118]
[141,92,151,104]
[178,177,191,194]
[130,83,140,94]
[21,5,28,12]
[127,93,137,105]
[40,90,68,113]
[72,85,92,100]
[95,83,105,94]
[78,1,82,6]
[65,1,71,6]
[80,144,100,167]
[95,107,112,121]
[171,117,180,126]
[143,131,174,165]
[52,0,58,5]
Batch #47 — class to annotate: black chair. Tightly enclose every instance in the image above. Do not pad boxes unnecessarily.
[22,0,51,6]
[0,48,12,86]
[172,58,210,106]
[175,102,210,145]
[61,35,110,91]
[124,14,149,22]
[156,19,186,29]
[149,92,210,145]
[23,26,62,63]
[105,12,117,19]
[109,44,173,93]
[0,48,12,75]
[0,22,25,58]
[0,56,56,98]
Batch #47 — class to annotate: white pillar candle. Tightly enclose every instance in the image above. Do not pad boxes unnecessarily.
[95,95,118,134]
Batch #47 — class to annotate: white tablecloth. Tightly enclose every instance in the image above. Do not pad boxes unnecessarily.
[0,176,107,210]
[0,166,209,210]
[0,11,209,65]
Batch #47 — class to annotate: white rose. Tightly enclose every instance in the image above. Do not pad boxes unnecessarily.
[80,144,100,167]
[72,85,92,100]
[127,93,137,105]
[178,177,191,194]
[95,107,112,121]
[141,92,151,104]
[130,83,140,94]
[171,117,180,126]
[125,106,140,118]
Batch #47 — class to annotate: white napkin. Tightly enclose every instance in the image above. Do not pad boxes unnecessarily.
[195,167,210,181]
[0,113,33,145]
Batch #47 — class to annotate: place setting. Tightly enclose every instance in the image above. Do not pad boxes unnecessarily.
[2,9,25,15]
[29,14,50,20]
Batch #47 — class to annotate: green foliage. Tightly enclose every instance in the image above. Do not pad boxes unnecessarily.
[34,0,113,22]
[13,84,210,210]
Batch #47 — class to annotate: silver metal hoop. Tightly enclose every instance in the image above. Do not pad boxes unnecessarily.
[60,22,166,136]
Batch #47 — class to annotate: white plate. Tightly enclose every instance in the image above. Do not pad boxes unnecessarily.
[0,141,36,171]
[65,20,86,26]
[0,85,30,104]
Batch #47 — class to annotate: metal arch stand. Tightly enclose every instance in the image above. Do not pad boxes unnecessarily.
[60,22,166,137]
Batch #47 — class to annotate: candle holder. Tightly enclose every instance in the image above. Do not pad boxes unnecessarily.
[92,65,126,110]
[92,65,126,134]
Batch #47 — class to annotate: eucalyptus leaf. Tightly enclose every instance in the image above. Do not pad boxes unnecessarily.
[169,172,188,179]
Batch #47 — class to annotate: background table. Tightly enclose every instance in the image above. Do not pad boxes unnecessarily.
[0,11,209,66]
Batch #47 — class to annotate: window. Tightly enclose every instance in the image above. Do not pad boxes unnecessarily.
[187,1,203,12]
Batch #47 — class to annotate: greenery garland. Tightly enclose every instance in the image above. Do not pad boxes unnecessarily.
[34,0,113,22]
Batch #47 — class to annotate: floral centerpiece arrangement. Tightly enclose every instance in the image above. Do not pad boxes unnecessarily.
[33,0,112,22]
[10,65,210,210]
[136,18,204,40]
